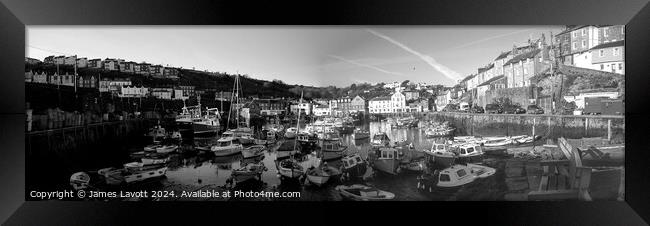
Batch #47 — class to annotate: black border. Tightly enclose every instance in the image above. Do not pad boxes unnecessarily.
[1,0,649,225]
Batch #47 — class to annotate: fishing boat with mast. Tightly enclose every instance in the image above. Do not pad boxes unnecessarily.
[274,91,306,180]
[175,95,221,136]
[223,73,256,145]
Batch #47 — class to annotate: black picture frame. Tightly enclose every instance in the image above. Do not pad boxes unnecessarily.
[1,0,649,225]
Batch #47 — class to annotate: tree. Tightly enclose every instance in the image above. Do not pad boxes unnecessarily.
[401,80,410,87]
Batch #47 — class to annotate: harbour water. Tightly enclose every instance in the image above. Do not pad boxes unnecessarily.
[117,120,511,201]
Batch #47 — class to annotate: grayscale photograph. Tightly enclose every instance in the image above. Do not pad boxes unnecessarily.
[24,26,625,201]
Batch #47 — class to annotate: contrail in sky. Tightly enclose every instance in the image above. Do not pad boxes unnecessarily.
[366,29,462,82]
[450,29,537,50]
[328,55,406,77]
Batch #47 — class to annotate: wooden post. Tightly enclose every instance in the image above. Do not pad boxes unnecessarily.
[607,119,612,141]
[532,117,536,138]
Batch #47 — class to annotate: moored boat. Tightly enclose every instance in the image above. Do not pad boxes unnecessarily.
[353,128,370,140]
[156,145,178,154]
[231,162,267,183]
[211,137,243,156]
[242,145,265,158]
[305,166,330,186]
[436,164,495,188]
[368,147,403,175]
[275,158,304,179]
[370,132,390,147]
[335,184,395,201]
[285,127,298,139]
[341,154,367,179]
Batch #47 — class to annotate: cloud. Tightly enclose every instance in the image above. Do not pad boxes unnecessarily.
[327,54,406,77]
[450,29,537,50]
[366,29,462,82]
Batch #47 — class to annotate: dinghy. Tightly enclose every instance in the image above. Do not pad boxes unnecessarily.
[336,184,395,201]
[231,162,267,183]
[242,145,265,158]
[306,167,330,186]
[275,158,304,179]
[156,145,178,154]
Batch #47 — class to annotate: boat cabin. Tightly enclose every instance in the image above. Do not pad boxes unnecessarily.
[437,165,475,187]
[454,144,482,157]
[376,147,400,160]
[342,154,365,169]
[321,139,345,152]
[216,137,241,147]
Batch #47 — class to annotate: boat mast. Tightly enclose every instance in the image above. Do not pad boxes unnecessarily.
[292,90,304,153]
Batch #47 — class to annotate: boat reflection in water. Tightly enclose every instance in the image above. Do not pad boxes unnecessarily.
[138,121,506,200]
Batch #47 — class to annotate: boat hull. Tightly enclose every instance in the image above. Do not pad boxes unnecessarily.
[124,167,168,184]
[372,159,401,175]
[212,148,242,157]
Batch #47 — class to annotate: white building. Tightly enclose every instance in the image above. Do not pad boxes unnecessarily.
[151,88,174,100]
[313,105,331,116]
[290,102,313,115]
[390,92,406,112]
[99,79,132,93]
[118,86,149,98]
[563,92,620,109]
[173,89,189,100]
[369,96,391,114]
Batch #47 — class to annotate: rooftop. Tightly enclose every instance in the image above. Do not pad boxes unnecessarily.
[504,48,542,65]
[590,40,624,50]
[477,75,505,87]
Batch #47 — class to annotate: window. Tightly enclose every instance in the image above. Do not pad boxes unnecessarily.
[573,32,577,38]
[523,68,528,75]
[582,29,586,36]
[619,63,623,70]
[604,28,609,37]
[573,42,577,50]
[613,48,620,56]
[599,49,605,57]
[582,40,587,48]
[601,64,604,70]
[439,174,451,182]
[457,169,467,177]
[585,55,588,59]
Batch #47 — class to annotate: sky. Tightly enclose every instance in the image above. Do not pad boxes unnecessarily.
[27,26,564,87]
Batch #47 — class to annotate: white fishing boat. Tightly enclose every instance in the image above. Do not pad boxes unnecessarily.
[211,137,243,156]
[320,138,347,161]
[437,164,496,188]
[176,98,221,135]
[335,184,395,201]
[156,145,178,154]
[231,162,267,183]
[370,133,391,147]
[241,145,265,158]
[369,147,403,175]
[285,127,298,139]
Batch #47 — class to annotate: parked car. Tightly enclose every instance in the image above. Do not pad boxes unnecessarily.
[470,105,485,113]
[503,105,526,114]
[442,104,459,112]
[485,104,502,114]
[526,105,544,114]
